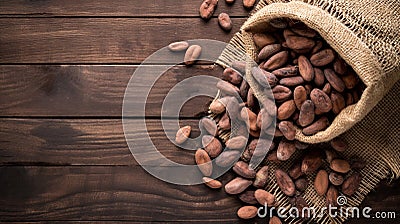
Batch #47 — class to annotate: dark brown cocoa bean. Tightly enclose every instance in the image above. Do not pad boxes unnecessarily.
[279,76,304,87]
[210,98,226,114]
[202,135,222,157]
[311,40,323,54]
[216,80,240,95]
[324,68,345,92]
[345,92,354,106]
[263,51,289,71]
[258,44,282,61]
[301,150,323,173]
[272,66,298,78]
[275,169,296,196]
[199,0,218,20]
[285,35,315,51]
[322,83,332,95]
[184,45,202,65]
[175,125,191,144]
[293,86,307,110]
[255,189,275,206]
[298,55,315,81]
[295,178,308,192]
[222,67,242,85]
[289,162,304,179]
[342,172,362,196]
[277,100,296,120]
[272,85,292,102]
[302,116,329,135]
[239,190,258,205]
[278,121,296,141]
[226,136,247,150]
[330,159,351,173]
[253,165,269,188]
[330,137,347,152]
[299,100,315,127]
[295,140,309,150]
[310,49,335,67]
[225,177,252,194]
[267,150,280,163]
[291,26,317,38]
[168,41,189,52]
[326,185,339,207]
[247,88,257,109]
[314,67,325,87]
[277,139,296,161]
[269,18,288,29]
[241,107,259,134]
[200,117,217,136]
[218,112,231,131]
[310,88,332,114]
[333,57,347,75]
[325,149,339,163]
[331,91,346,115]
[195,149,213,176]
[218,13,232,31]
[215,150,240,167]
[350,157,366,170]
[314,170,329,196]
[329,172,344,186]
[239,80,250,100]
[233,161,256,178]
[253,33,276,49]
[257,108,273,130]
[342,70,359,89]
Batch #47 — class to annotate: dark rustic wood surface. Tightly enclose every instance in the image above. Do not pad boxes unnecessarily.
[0,1,398,223]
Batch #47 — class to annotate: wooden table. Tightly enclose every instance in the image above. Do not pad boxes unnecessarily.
[0,1,398,223]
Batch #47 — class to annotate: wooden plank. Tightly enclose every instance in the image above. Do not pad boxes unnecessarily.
[0,65,222,117]
[0,118,206,166]
[0,18,246,64]
[0,0,250,17]
[0,166,398,222]
[0,166,240,221]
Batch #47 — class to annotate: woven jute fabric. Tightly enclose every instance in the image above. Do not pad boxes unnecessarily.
[216,0,400,223]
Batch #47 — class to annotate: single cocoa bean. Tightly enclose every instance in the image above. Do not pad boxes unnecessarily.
[252,67,278,87]
[310,88,332,114]
[267,150,280,163]
[200,117,217,136]
[295,196,310,218]
[342,172,362,196]
[257,108,273,131]
[298,55,315,81]
[279,76,304,87]
[272,85,292,102]
[233,161,256,178]
[241,107,259,134]
[326,186,339,207]
[168,41,189,52]
[324,68,345,92]
[202,135,222,157]
[325,149,339,163]
[225,177,252,194]
[350,157,366,170]
[322,83,331,95]
[277,100,296,120]
[275,169,296,196]
[278,121,296,141]
[293,86,307,110]
[333,57,347,75]
[289,162,304,179]
[218,13,232,31]
[345,92,354,106]
[311,40,323,54]
[239,190,258,204]
[299,100,315,127]
[175,125,191,144]
[253,165,269,188]
[203,177,222,189]
[285,35,315,51]
[277,140,296,161]
[269,216,282,224]
[291,26,317,38]
[215,150,240,167]
[253,33,276,49]
[310,49,335,66]
[237,205,258,219]
[314,170,329,196]
[342,70,359,89]
[302,116,329,135]
[255,189,275,206]
[330,137,347,152]
[239,79,250,100]
[269,18,288,29]
[330,159,351,173]
[263,51,289,71]
[216,80,240,95]
[329,172,344,186]
[199,0,218,20]
[242,0,256,9]
[258,44,282,61]
[210,99,226,114]
[331,91,346,114]
[195,149,213,176]
[184,45,202,65]
[272,65,298,78]
[301,150,323,173]
[218,112,231,131]
[314,67,325,87]
[226,136,247,150]
[222,67,242,85]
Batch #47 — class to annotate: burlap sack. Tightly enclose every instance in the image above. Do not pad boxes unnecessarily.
[215,0,400,223]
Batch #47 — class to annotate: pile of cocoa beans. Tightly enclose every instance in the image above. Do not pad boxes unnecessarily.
[173,18,366,222]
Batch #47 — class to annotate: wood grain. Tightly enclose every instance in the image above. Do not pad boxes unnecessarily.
[0,65,222,117]
[0,18,246,64]
[0,0,249,17]
[0,118,206,166]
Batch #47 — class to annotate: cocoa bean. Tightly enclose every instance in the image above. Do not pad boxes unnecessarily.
[253,33,276,49]
[333,57,347,75]
[291,26,317,38]
[330,159,351,173]
[350,157,366,170]
[310,88,332,114]
[168,41,189,52]
[233,161,256,178]
[269,18,288,29]
[295,196,310,218]
[277,100,296,120]
[272,66,298,78]
[225,177,252,194]
[322,83,331,95]
[298,55,315,81]
[325,149,339,163]
[267,150,280,163]
[241,107,259,134]
[310,49,335,66]
[272,85,292,102]
[203,177,222,189]
[222,67,242,85]
[324,68,345,92]
[243,0,256,9]
[330,137,347,152]
[289,162,304,179]
[285,35,315,51]
[258,44,282,61]
[202,135,222,157]
[331,91,346,114]
[342,172,362,196]
[277,139,296,161]
[314,67,325,87]
[215,150,240,167]
[342,70,359,89]
[295,178,308,192]
[199,0,218,20]
[305,84,313,95]
[255,189,275,206]
[251,67,278,87]
[311,40,323,54]
[326,186,339,207]
[218,112,231,131]
[278,121,296,141]
[314,170,329,196]
[269,216,282,224]
[200,117,217,136]
[299,100,315,127]
[237,206,258,219]
[253,165,269,188]
[226,136,247,150]
[329,172,344,186]
[218,13,232,31]
[239,79,250,100]
[184,45,202,65]
[345,92,354,106]
[295,140,309,150]
[257,108,273,131]
[216,80,240,95]
[275,169,296,196]
[239,190,258,204]
[301,150,323,173]
[175,125,191,144]
[210,99,226,114]
[279,76,304,87]
[294,86,307,110]
[195,149,213,176]
[302,116,329,135]
[263,51,289,71]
